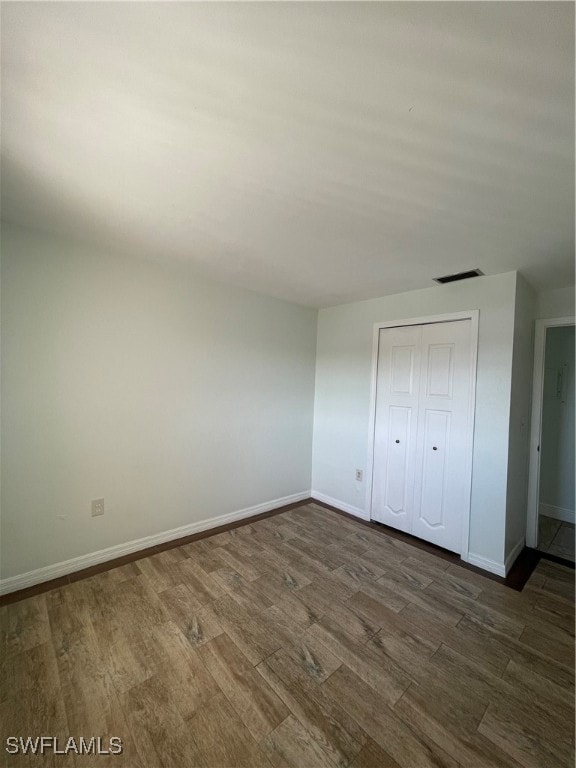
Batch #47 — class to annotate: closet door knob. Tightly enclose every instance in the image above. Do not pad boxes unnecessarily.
[395,439,400,444]
[432,446,438,450]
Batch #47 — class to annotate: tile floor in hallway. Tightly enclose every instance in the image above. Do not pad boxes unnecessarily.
[1,503,574,767]
[538,514,575,563]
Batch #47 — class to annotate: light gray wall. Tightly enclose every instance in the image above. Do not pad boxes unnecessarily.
[540,325,575,517]
[536,286,575,319]
[1,225,318,579]
[311,272,517,567]
[505,273,536,560]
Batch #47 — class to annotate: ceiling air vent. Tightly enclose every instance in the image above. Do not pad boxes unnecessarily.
[433,268,484,285]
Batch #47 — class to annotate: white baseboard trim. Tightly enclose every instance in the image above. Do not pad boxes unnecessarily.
[468,537,523,578]
[504,537,525,575]
[465,552,507,578]
[539,503,575,524]
[311,491,369,521]
[0,490,311,596]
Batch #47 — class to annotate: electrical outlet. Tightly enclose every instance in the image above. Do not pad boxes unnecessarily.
[355,469,363,482]
[91,498,105,517]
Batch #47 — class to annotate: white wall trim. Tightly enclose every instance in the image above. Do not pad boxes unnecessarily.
[466,552,507,578]
[468,536,524,578]
[364,309,479,561]
[504,537,525,574]
[311,491,369,521]
[526,315,575,547]
[539,503,575,524]
[0,491,311,595]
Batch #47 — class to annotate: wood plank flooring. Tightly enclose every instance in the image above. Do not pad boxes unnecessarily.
[1,503,574,767]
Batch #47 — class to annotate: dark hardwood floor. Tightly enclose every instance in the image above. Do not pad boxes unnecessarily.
[1,503,574,767]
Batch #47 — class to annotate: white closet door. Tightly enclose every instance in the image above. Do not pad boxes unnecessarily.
[371,325,421,531]
[411,319,472,553]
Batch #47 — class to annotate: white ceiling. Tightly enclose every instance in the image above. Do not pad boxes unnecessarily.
[2,2,574,307]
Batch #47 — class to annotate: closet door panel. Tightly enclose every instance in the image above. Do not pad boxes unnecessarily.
[418,409,450,528]
[371,326,421,531]
[412,319,472,553]
[385,406,412,514]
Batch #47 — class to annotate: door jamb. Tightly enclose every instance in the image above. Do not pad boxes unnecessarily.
[364,310,480,561]
[526,316,575,548]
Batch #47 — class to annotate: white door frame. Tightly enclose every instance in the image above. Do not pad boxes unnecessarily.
[526,316,575,548]
[365,310,479,561]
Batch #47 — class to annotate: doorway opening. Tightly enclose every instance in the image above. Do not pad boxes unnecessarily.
[527,317,575,563]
